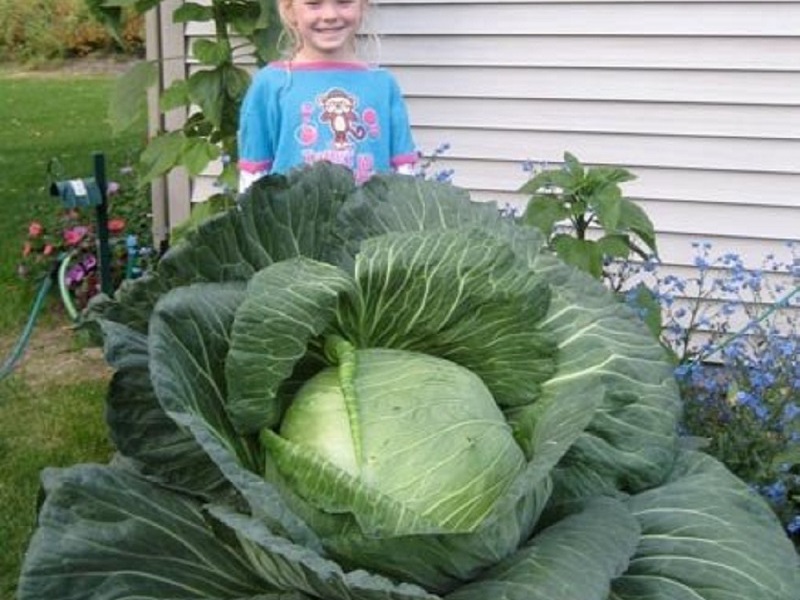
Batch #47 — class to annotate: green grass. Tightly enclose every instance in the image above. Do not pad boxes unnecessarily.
[0,70,145,599]
[0,378,112,599]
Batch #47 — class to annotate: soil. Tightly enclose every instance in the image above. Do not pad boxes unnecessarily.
[0,323,112,390]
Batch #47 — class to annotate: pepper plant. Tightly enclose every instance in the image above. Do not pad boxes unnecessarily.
[99,0,281,197]
[520,152,657,279]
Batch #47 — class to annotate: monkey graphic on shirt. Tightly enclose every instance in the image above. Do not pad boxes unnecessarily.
[318,88,366,149]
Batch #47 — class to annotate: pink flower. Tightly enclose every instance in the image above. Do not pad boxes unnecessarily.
[107,181,121,195]
[43,244,54,256]
[108,218,126,234]
[362,108,377,125]
[28,221,44,238]
[64,226,89,246]
[298,124,318,146]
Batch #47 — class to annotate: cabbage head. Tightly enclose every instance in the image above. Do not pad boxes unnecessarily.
[18,164,799,600]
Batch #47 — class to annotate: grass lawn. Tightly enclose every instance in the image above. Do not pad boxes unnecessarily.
[0,66,145,600]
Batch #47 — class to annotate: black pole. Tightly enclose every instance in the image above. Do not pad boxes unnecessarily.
[93,152,113,296]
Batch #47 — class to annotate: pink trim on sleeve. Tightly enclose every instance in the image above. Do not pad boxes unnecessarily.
[239,159,273,174]
[391,153,419,168]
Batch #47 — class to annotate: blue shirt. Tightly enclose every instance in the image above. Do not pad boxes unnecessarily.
[238,61,418,184]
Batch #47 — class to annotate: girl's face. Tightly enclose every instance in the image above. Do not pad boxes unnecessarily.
[284,0,366,61]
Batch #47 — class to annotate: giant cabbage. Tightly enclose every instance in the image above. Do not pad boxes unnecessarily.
[18,163,799,599]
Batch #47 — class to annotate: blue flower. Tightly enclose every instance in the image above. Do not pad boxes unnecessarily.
[438,142,451,152]
[786,515,800,535]
[434,169,455,183]
[783,403,800,422]
[674,364,691,379]
[761,480,787,505]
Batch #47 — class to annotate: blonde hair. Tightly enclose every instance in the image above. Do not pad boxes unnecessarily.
[275,0,303,59]
[276,0,379,63]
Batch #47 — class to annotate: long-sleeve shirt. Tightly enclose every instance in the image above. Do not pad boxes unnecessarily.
[238,61,418,191]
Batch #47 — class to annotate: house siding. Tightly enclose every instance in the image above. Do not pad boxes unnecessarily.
[146,0,191,242]
[164,0,800,272]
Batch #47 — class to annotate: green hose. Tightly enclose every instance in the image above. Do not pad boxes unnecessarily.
[0,273,54,382]
[0,252,81,383]
[58,250,80,322]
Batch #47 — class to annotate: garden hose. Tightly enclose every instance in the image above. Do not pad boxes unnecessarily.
[0,270,54,383]
[58,250,80,322]
[0,252,81,384]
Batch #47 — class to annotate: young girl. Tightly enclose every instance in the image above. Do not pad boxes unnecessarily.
[237,0,418,192]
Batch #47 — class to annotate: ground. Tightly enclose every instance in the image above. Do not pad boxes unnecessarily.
[1,322,111,390]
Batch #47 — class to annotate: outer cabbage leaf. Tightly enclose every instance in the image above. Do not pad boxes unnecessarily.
[86,162,356,336]
[338,174,508,243]
[159,164,355,285]
[149,282,262,471]
[610,451,800,600]
[225,258,357,432]
[17,464,283,599]
[446,497,639,600]
[210,505,441,600]
[102,319,228,497]
[520,253,681,495]
[93,174,363,486]
[146,278,327,550]
[86,271,171,335]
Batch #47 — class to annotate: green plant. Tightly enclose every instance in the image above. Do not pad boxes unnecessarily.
[107,0,282,202]
[0,0,141,62]
[520,152,657,279]
[17,164,799,599]
[82,0,145,54]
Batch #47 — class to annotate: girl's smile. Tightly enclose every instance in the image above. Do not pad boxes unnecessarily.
[289,0,365,61]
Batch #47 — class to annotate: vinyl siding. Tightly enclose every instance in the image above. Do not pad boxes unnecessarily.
[159,0,800,274]
[147,0,191,240]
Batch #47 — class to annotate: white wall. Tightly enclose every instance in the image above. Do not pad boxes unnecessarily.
[147,0,191,242]
[370,0,800,271]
